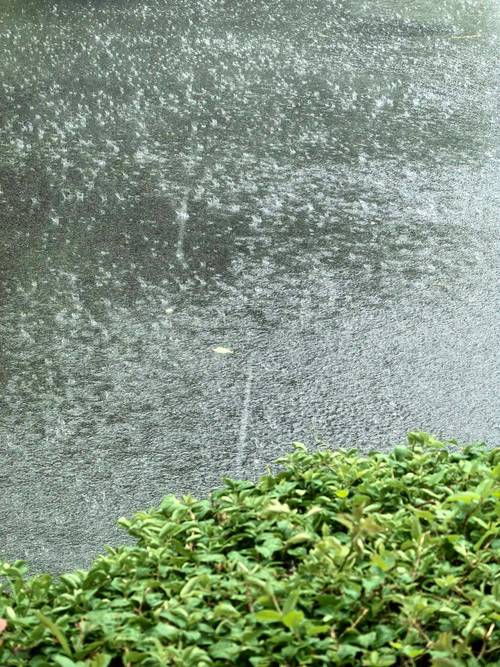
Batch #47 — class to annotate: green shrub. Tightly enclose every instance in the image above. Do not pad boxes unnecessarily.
[1,432,499,666]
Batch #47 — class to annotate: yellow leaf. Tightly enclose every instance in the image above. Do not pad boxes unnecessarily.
[264,500,291,514]
[286,532,313,546]
[306,506,323,516]
[213,346,234,354]
[370,553,395,572]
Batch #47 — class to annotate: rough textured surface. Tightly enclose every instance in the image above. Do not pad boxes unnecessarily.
[0,0,498,573]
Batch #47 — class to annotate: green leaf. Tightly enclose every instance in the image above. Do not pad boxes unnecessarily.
[282,589,300,615]
[366,652,396,666]
[53,658,78,667]
[402,646,425,658]
[435,575,460,589]
[36,612,72,656]
[447,492,481,503]
[179,574,210,598]
[306,623,330,636]
[407,432,444,448]
[282,610,304,629]
[362,574,384,594]
[356,631,377,648]
[209,640,240,659]
[476,478,494,498]
[292,441,307,451]
[88,655,112,667]
[337,644,361,658]
[255,535,283,558]
[253,610,283,623]
[213,602,239,619]
[154,624,179,640]
[410,514,422,541]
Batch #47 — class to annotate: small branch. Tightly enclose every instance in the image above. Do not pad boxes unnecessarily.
[478,623,495,659]
[342,607,368,636]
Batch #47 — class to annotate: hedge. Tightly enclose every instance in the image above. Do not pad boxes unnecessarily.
[1,432,499,666]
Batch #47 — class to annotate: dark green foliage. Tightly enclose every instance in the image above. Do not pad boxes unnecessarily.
[1,433,499,666]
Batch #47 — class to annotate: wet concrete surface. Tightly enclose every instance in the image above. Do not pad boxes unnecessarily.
[0,0,499,572]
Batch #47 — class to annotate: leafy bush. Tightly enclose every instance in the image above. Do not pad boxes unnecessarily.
[1,432,499,666]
